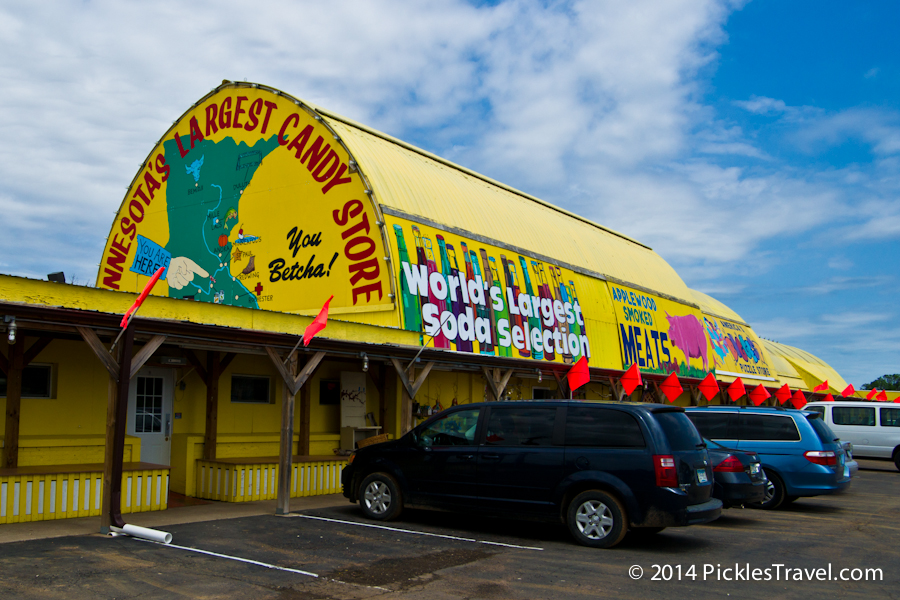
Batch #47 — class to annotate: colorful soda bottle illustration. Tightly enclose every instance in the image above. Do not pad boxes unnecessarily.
[487,256,511,357]
[548,264,573,363]
[441,237,471,352]
[568,278,587,340]
[531,260,556,361]
[501,255,530,359]
[393,225,422,332]
[517,256,543,360]
[469,250,493,355]
[412,226,450,349]
[479,249,500,349]
[556,268,583,356]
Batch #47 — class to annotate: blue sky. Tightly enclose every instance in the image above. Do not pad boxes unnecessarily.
[0,0,897,387]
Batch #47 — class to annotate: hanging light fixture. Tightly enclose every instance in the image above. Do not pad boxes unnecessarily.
[5,316,15,344]
[361,352,369,372]
[536,369,542,383]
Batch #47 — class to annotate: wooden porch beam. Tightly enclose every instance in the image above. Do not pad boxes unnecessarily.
[276,351,298,515]
[203,351,221,461]
[22,337,53,367]
[389,357,434,400]
[184,349,208,385]
[76,326,119,380]
[553,371,570,399]
[481,367,514,402]
[0,348,7,375]
[129,335,166,379]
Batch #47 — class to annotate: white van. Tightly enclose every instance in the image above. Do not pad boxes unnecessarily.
[805,401,900,471]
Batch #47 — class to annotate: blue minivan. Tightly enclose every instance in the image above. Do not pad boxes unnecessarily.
[685,406,851,509]
[342,401,721,548]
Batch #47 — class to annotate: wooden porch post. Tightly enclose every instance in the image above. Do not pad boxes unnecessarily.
[2,340,24,469]
[204,352,220,461]
[266,347,325,516]
[299,376,310,456]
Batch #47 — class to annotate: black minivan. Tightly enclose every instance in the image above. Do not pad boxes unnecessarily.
[341,401,722,548]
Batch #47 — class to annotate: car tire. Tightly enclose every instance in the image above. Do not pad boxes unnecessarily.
[893,448,900,472]
[748,469,785,510]
[566,490,627,548]
[359,473,403,521]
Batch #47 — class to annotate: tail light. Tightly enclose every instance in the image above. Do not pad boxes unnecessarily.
[804,450,836,466]
[713,455,745,473]
[654,455,678,487]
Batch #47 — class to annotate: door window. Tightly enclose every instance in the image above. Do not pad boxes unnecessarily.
[135,376,164,433]
[687,412,736,439]
[565,407,644,447]
[486,408,556,446]
[417,409,480,447]
[738,414,800,441]
[833,407,875,426]
[880,408,900,427]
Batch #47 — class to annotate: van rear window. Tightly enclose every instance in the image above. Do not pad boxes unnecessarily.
[807,415,838,443]
[655,412,704,451]
[565,407,645,447]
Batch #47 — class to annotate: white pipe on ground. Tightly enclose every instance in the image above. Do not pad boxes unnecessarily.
[110,524,173,544]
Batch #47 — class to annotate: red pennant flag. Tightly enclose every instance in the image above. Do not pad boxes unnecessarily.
[813,380,829,392]
[775,384,792,404]
[620,363,643,396]
[726,377,746,402]
[866,388,878,400]
[120,266,165,328]
[841,384,855,397]
[894,397,900,403]
[567,355,590,392]
[823,393,835,402]
[876,390,888,402]
[749,384,771,406]
[790,390,806,409]
[302,295,333,346]
[698,372,719,401]
[659,372,683,403]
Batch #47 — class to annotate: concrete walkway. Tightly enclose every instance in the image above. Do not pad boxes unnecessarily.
[0,493,350,544]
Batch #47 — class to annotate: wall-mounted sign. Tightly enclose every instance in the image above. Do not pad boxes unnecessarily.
[608,283,712,379]
[97,85,393,316]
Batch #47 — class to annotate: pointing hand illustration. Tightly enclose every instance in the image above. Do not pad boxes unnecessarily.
[167,256,210,290]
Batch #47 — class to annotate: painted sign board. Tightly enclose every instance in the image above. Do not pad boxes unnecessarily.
[702,315,775,380]
[97,85,393,316]
[386,215,593,365]
[608,283,712,379]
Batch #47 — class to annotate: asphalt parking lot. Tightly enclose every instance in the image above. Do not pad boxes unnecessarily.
[0,459,896,600]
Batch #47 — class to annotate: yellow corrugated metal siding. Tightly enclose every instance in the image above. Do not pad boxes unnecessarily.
[761,339,848,392]
[324,118,698,307]
[689,289,746,323]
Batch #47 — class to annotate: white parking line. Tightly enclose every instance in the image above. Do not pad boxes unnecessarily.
[128,537,391,591]
[131,537,319,576]
[290,514,544,551]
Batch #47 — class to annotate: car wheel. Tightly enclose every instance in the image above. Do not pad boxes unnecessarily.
[893,448,900,472]
[359,473,403,521]
[566,490,627,548]
[748,469,785,510]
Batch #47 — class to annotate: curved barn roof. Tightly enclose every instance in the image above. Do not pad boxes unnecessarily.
[314,105,699,308]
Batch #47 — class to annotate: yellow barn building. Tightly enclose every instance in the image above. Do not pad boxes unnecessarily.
[0,81,871,529]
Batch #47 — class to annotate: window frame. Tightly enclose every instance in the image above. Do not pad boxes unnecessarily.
[0,362,56,399]
[229,373,273,404]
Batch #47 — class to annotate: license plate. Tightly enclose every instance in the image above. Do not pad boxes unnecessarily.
[750,463,760,475]
[697,469,708,484]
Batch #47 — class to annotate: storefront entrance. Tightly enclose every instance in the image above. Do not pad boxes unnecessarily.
[127,368,174,466]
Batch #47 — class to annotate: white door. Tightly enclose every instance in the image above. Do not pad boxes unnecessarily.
[128,368,174,466]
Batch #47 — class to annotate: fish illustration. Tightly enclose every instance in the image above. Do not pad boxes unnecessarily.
[225,208,237,221]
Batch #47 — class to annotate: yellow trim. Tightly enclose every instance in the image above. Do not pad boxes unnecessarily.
[195,459,347,502]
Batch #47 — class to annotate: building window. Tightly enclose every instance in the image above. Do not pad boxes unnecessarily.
[231,374,272,404]
[135,376,163,433]
[0,364,54,399]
